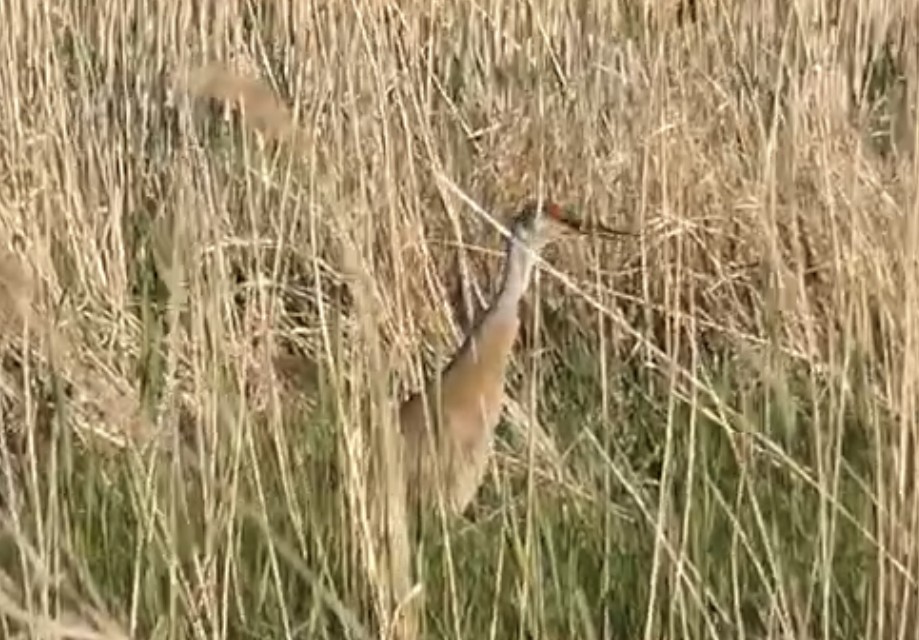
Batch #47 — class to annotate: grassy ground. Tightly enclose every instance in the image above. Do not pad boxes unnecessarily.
[0,1,918,638]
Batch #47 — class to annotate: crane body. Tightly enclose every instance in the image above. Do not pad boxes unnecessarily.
[398,201,580,515]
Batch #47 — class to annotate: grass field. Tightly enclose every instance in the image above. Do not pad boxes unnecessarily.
[1,1,918,638]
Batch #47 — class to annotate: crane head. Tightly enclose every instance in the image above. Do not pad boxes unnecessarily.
[511,199,636,249]
[510,199,585,250]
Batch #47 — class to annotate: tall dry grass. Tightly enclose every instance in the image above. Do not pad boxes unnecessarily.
[0,1,918,638]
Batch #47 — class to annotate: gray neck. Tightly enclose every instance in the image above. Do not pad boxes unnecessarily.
[493,236,538,316]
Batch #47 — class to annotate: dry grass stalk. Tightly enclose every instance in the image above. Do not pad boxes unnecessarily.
[336,226,418,639]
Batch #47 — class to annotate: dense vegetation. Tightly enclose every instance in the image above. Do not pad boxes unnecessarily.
[0,2,917,638]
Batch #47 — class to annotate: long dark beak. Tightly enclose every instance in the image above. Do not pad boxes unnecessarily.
[553,206,637,239]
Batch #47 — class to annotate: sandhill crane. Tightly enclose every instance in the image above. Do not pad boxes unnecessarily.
[398,199,590,516]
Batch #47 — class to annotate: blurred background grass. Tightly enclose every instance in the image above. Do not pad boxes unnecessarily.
[0,1,917,638]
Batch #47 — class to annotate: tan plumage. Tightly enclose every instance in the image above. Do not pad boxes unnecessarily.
[399,199,587,515]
